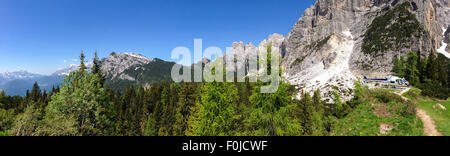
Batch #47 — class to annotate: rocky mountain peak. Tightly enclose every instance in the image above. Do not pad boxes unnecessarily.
[260,33,285,48]
[101,52,153,80]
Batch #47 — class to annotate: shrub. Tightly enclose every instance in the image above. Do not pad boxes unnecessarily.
[417,82,449,99]
[403,88,421,100]
[0,130,9,136]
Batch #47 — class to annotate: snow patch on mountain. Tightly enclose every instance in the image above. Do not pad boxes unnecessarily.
[438,27,450,58]
[124,52,153,62]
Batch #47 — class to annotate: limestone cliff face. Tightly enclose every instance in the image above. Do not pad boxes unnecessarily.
[436,0,450,27]
[446,26,450,42]
[281,0,449,101]
[446,26,450,44]
[445,25,450,51]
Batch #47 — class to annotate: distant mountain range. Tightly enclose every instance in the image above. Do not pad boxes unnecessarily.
[0,71,43,81]
[0,52,177,96]
[0,71,64,96]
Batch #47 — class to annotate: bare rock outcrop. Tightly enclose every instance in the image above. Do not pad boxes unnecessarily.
[446,25,450,51]
[436,0,450,27]
[282,0,446,101]
[446,26,450,43]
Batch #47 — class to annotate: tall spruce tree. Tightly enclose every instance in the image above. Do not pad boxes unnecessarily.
[79,50,87,72]
[425,51,438,81]
[30,82,41,103]
[392,56,405,77]
[405,51,420,85]
[301,92,314,135]
[92,51,105,85]
[436,54,449,87]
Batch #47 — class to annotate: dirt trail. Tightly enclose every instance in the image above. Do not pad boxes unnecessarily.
[396,88,443,136]
[416,109,443,136]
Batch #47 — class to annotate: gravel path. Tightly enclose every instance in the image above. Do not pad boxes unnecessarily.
[416,108,443,136]
[397,88,443,136]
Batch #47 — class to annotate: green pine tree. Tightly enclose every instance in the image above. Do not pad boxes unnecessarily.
[79,50,87,72]
[405,51,420,85]
[30,82,41,103]
[187,82,238,136]
[245,82,302,136]
[92,51,105,85]
[301,92,314,135]
[425,51,438,81]
[392,56,405,77]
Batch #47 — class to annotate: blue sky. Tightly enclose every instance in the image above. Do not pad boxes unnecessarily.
[0,0,314,75]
